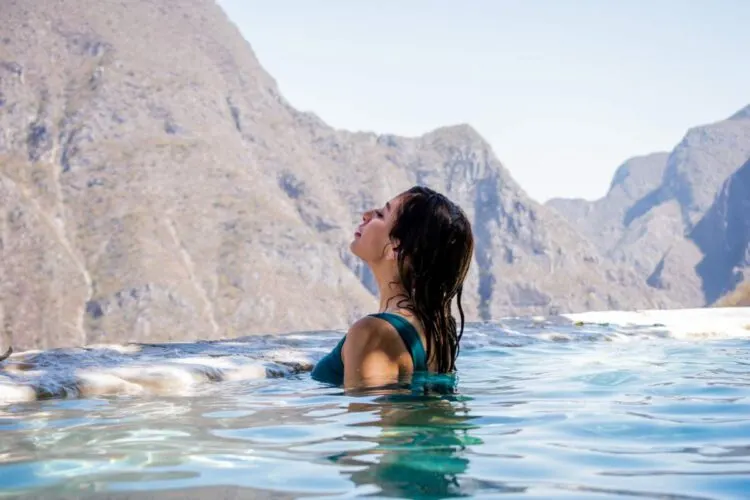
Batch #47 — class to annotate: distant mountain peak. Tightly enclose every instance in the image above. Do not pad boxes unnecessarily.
[607,152,670,195]
[729,104,750,121]
[429,123,483,137]
[414,123,489,149]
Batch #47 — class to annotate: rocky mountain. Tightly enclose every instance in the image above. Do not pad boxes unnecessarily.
[298,123,677,322]
[547,152,671,275]
[0,0,672,350]
[0,0,378,350]
[649,158,750,306]
[716,280,750,307]
[659,107,750,229]
[548,108,750,305]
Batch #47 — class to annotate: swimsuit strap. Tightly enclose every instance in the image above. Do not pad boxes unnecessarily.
[368,312,428,372]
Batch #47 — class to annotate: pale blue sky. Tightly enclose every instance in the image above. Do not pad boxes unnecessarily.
[217,0,750,202]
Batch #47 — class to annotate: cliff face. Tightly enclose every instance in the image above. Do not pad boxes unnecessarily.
[305,123,676,320]
[650,159,750,305]
[658,111,750,230]
[0,0,671,350]
[0,0,379,349]
[549,108,750,306]
[547,152,671,276]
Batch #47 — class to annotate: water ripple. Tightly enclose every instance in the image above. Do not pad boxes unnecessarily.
[0,315,749,498]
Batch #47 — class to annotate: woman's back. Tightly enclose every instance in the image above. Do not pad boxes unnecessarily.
[311,312,427,387]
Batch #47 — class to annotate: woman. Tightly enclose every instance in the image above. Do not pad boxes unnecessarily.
[311,185,474,389]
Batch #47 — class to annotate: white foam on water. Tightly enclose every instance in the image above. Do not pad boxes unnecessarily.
[222,364,270,381]
[263,348,319,365]
[105,365,207,396]
[169,356,247,369]
[563,307,750,340]
[76,371,147,398]
[0,383,36,404]
[82,344,143,354]
[0,337,318,404]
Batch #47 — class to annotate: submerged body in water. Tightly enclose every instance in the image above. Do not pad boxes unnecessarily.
[0,308,749,498]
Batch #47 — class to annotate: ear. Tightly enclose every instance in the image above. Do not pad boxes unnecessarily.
[385,240,399,261]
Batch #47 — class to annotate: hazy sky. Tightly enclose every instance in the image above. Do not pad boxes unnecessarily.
[217,0,750,202]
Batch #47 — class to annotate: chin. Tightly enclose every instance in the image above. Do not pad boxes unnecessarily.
[349,240,368,261]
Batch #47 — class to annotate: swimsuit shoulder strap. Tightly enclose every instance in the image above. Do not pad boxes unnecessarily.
[368,312,427,372]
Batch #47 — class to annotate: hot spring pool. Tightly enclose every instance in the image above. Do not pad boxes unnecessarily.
[0,309,749,499]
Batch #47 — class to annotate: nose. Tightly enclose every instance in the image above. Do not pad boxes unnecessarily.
[362,210,373,222]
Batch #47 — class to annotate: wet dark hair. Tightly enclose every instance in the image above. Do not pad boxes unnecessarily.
[389,185,474,373]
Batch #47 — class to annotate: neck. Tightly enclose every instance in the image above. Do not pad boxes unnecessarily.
[370,263,409,312]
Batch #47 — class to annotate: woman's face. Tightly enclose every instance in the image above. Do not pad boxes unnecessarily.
[351,194,405,263]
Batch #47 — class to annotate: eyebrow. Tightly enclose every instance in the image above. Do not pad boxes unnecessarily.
[385,201,391,212]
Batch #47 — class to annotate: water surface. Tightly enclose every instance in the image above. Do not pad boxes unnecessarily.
[1,311,749,499]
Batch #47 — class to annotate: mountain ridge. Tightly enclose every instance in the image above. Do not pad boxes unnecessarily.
[546,151,672,276]
[650,158,750,305]
[0,0,680,350]
[549,106,750,308]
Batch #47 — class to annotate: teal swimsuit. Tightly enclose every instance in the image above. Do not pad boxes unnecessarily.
[311,312,428,386]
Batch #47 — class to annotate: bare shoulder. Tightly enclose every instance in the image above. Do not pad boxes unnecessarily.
[344,315,400,351]
[341,315,405,388]
[342,316,408,366]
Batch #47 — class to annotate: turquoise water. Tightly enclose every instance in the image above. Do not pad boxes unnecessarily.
[1,319,749,499]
